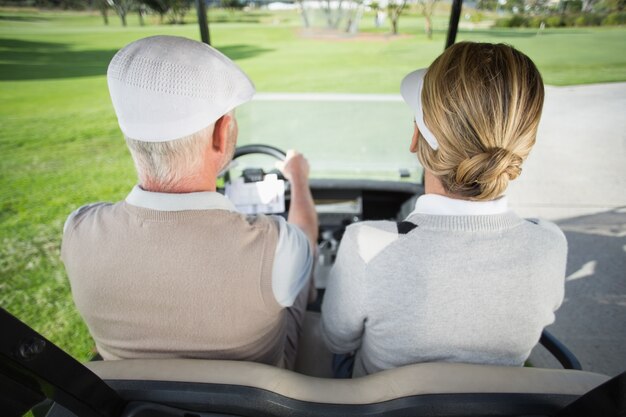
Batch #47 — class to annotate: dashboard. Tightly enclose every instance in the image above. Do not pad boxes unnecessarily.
[310,178,422,224]
[221,153,424,290]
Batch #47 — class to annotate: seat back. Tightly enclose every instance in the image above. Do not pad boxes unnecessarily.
[85,357,609,404]
[75,312,609,417]
[84,358,609,416]
[83,311,609,416]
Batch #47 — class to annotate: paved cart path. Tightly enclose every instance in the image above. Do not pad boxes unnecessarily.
[514,83,626,376]
[507,83,626,221]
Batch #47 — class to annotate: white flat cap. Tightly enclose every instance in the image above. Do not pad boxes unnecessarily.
[107,35,255,142]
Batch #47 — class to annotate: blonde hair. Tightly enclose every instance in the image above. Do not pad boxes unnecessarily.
[417,42,545,201]
[125,124,214,192]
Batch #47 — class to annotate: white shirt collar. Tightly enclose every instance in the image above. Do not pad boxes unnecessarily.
[125,185,237,212]
[411,194,509,216]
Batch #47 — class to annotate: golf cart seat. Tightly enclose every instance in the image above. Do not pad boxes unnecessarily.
[1,308,617,417]
[85,359,610,416]
[81,312,611,417]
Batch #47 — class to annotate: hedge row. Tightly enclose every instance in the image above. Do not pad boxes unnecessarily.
[495,11,626,27]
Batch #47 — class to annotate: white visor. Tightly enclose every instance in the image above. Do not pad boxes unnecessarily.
[400,68,439,150]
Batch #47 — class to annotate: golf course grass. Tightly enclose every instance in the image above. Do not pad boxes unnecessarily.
[1,7,625,361]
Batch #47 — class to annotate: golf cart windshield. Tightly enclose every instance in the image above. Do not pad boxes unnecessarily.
[235,95,422,182]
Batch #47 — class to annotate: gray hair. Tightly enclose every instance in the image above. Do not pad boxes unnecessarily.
[125,124,214,192]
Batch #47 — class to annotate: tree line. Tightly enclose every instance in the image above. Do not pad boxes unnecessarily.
[294,0,440,39]
[12,0,194,25]
[485,0,625,27]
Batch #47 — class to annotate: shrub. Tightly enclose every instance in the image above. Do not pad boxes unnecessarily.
[528,16,544,27]
[562,0,583,12]
[470,12,486,23]
[493,11,624,28]
[544,15,565,26]
[575,13,604,25]
[574,15,586,25]
[494,17,511,27]
[222,0,245,9]
[495,15,530,27]
[511,14,530,26]
[562,14,578,25]
[603,11,626,25]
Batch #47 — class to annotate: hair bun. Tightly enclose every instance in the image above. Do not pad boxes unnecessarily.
[488,147,523,181]
[454,147,523,200]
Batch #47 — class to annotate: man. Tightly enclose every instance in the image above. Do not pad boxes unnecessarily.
[61,35,318,369]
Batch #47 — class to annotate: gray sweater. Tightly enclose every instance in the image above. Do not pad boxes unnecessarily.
[320,212,567,377]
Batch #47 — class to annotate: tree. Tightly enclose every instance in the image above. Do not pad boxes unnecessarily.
[296,0,311,28]
[222,0,244,9]
[502,0,525,13]
[387,0,408,35]
[476,0,498,10]
[595,0,625,11]
[170,0,192,24]
[35,0,86,8]
[137,2,145,25]
[139,0,172,24]
[525,0,549,13]
[322,0,346,29]
[108,0,134,26]
[345,0,365,33]
[418,0,440,39]
[581,0,599,11]
[95,0,109,25]
[140,0,171,23]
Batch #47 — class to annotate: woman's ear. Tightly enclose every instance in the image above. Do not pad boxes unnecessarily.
[410,122,420,153]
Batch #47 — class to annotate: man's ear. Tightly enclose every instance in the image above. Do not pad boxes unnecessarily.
[212,114,232,154]
[410,122,420,153]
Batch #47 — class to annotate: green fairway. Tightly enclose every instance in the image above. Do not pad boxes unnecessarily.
[1,8,625,361]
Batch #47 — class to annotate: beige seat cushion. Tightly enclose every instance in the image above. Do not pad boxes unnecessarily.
[86,359,609,405]
[85,312,609,405]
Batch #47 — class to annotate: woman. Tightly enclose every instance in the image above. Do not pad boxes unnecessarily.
[320,42,567,377]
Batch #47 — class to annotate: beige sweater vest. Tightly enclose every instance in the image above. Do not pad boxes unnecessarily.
[61,202,284,365]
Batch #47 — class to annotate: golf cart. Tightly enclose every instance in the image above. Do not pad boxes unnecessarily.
[2,3,625,417]
[2,143,623,416]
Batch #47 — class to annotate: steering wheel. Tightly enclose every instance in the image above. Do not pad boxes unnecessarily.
[219,144,290,214]
[233,144,286,161]
[223,144,288,183]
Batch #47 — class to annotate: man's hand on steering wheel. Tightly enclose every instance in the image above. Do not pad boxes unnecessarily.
[275,150,310,186]
[225,144,317,245]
